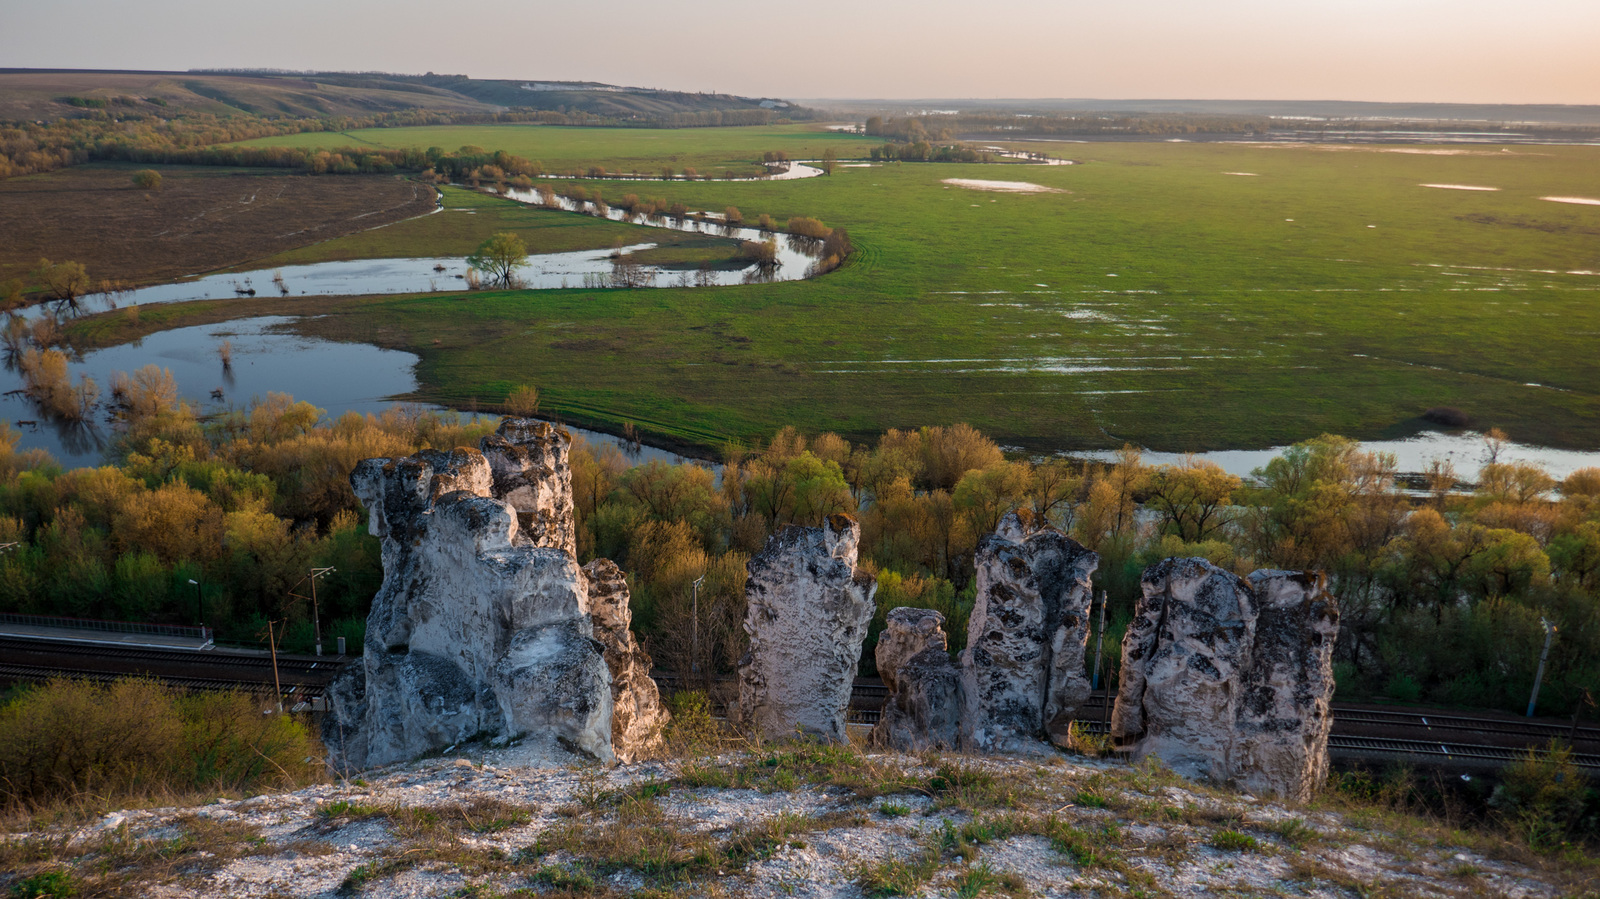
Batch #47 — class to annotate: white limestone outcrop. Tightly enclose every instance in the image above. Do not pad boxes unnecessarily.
[1235,569,1340,802]
[960,513,1099,754]
[734,514,876,742]
[871,608,960,751]
[584,559,671,763]
[324,420,612,771]
[1110,558,1340,800]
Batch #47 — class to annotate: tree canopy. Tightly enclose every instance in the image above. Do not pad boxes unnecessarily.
[465,231,528,286]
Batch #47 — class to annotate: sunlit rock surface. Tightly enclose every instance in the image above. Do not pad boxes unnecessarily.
[1111,558,1340,799]
[960,513,1099,754]
[1235,569,1340,802]
[323,420,613,771]
[735,514,876,742]
[585,559,671,763]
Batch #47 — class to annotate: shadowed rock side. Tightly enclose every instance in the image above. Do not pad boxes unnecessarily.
[875,607,948,695]
[961,512,1099,754]
[1235,570,1340,802]
[735,514,877,743]
[871,608,960,751]
[323,420,614,771]
[584,559,670,763]
[1110,558,1340,800]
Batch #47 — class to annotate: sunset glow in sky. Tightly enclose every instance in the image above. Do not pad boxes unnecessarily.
[3,0,1596,104]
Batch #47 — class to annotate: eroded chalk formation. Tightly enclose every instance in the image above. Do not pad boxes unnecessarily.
[324,419,654,771]
[871,608,960,751]
[585,559,671,763]
[1234,570,1340,802]
[735,514,877,743]
[1110,558,1340,800]
[960,512,1099,754]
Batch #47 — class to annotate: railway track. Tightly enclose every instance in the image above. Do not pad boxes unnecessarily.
[0,662,327,699]
[0,635,342,697]
[6,644,1594,770]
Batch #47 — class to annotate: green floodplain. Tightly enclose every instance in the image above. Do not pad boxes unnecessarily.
[101,125,1600,454]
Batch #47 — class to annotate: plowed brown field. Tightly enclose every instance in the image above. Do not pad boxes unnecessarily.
[0,165,436,287]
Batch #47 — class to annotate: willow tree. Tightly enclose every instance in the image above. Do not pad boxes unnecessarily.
[466,232,528,287]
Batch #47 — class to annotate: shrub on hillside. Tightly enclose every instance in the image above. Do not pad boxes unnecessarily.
[0,677,321,813]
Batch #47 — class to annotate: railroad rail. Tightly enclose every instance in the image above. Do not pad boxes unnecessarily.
[5,643,1595,770]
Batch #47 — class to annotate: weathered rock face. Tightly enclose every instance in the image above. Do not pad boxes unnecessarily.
[323,420,613,771]
[584,559,671,763]
[735,514,877,743]
[960,513,1099,754]
[481,421,576,557]
[875,607,948,694]
[871,608,960,751]
[1110,558,1340,800]
[1234,570,1340,802]
[1111,557,1256,782]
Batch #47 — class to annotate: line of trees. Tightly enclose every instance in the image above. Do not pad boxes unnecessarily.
[0,362,1591,717]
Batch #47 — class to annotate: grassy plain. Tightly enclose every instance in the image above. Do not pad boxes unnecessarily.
[86,131,1600,452]
[249,185,743,270]
[233,124,878,173]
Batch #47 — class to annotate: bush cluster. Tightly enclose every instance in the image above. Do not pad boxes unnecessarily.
[0,677,320,813]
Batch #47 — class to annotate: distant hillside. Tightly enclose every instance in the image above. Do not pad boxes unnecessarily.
[805,96,1600,127]
[0,69,803,124]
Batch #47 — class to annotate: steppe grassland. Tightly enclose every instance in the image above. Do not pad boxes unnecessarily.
[172,132,1600,451]
[250,185,744,270]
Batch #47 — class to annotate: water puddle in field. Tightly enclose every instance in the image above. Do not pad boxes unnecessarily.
[1074,432,1600,482]
[12,190,828,324]
[942,178,1062,193]
[1542,196,1600,206]
[980,148,1076,165]
[542,162,824,182]
[0,317,708,470]
[1420,183,1500,191]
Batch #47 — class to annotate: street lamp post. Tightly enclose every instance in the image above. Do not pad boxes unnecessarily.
[187,578,204,632]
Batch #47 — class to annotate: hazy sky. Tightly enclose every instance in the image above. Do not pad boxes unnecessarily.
[3,0,1597,104]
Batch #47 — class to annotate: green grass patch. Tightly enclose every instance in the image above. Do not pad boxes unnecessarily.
[249,184,741,268]
[1209,829,1261,852]
[72,137,1600,452]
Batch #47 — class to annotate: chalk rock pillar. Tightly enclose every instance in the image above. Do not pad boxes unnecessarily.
[1233,570,1340,801]
[960,512,1099,754]
[323,419,613,771]
[584,559,671,763]
[1111,557,1257,782]
[876,607,948,694]
[871,608,960,751]
[735,514,877,742]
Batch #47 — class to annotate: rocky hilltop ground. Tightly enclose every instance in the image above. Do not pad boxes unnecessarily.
[6,738,1587,899]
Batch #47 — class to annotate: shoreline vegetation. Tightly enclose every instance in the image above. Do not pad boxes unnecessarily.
[0,384,1593,724]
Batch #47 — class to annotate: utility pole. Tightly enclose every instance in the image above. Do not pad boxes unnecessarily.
[265,619,283,714]
[1527,618,1556,718]
[288,567,336,656]
[1091,590,1107,691]
[691,574,706,676]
